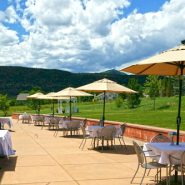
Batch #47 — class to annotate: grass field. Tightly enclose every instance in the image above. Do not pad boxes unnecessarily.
[7,96,185,130]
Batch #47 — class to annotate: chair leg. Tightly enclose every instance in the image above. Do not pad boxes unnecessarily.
[147,169,151,176]
[169,164,173,185]
[166,166,169,185]
[90,138,94,146]
[102,138,104,150]
[140,168,147,185]
[131,164,140,184]
[53,130,57,137]
[82,138,87,150]
[182,170,184,185]
[121,137,127,150]
[79,138,84,148]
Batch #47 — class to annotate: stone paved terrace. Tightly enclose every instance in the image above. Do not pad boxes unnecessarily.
[0,119,169,185]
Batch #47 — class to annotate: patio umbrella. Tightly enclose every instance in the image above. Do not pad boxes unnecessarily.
[51,87,92,119]
[27,93,44,99]
[27,93,44,114]
[36,93,70,116]
[77,78,137,126]
[120,40,185,145]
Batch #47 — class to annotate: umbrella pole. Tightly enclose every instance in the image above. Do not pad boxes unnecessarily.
[69,97,72,120]
[38,100,40,115]
[176,66,183,145]
[102,91,106,126]
[175,65,184,182]
[52,100,55,117]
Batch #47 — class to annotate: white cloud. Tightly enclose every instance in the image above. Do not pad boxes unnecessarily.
[0,11,5,22]
[0,24,19,45]
[0,0,185,72]
[5,6,19,23]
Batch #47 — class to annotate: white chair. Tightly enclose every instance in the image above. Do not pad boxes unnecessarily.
[169,151,185,185]
[79,126,94,150]
[114,124,127,150]
[97,125,116,150]
[150,133,171,143]
[131,141,168,185]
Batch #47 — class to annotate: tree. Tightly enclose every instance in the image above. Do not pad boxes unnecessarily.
[159,77,174,97]
[27,87,42,114]
[127,78,142,108]
[0,94,10,116]
[115,95,123,108]
[144,75,160,110]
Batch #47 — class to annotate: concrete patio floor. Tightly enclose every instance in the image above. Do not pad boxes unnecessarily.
[0,119,168,185]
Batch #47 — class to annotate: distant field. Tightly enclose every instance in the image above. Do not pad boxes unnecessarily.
[8,96,185,130]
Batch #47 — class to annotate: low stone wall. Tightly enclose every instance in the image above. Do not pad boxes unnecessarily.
[12,113,185,142]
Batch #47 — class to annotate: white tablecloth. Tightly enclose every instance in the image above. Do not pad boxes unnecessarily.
[59,120,82,129]
[0,117,13,129]
[0,130,15,156]
[143,142,185,164]
[86,125,122,138]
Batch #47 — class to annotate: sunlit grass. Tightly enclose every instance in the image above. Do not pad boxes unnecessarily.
[6,96,185,130]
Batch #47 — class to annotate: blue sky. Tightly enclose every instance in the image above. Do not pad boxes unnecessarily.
[125,0,169,14]
[0,0,184,72]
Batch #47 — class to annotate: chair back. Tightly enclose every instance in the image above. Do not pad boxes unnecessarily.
[170,151,185,167]
[98,125,116,139]
[133,141,146,165]
[82,119,87,128]
[65,121,80,130]
[181,151,185,166]
[120,123,127,135]
[49,117,59,125]
[99,119,104,126]
[150,133,171,143]
[80,126,86,138]
[71,121,81,129]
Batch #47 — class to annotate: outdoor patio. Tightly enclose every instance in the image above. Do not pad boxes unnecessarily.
[0,119,168,185]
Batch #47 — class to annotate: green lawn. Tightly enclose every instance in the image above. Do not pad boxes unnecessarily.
[7,96,185,130]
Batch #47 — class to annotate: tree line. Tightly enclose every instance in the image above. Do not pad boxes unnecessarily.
[0,75,182,116]
[116,75,181,110]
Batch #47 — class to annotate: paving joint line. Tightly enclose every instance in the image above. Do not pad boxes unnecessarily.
[19,125,80,185]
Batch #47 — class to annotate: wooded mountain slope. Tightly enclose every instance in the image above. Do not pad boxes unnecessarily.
[0,66,146,96]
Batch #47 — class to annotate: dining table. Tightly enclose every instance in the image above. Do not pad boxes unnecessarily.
[143,142,185,184]
[0,130,15,156]
[143,142,185,165]
[86,125,122,149]
[0,117,13,130]
[86,125,122,137]
[59,120,82,136]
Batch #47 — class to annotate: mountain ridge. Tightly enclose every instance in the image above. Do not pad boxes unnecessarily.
[0,66,146,97]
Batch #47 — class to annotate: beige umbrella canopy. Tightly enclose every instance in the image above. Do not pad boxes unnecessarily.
[37,93,70,100]
[121,41,185,145]
[53,87,92,97]
[78,78,137,125]
[27,92,44,114]
[36,93,70,116]
[78,78,137,93]
[122,43,185,75]
[27,92,44,99]
[51,87,92,119]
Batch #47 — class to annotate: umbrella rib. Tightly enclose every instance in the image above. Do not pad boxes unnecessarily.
[166,62,185,75]
[137,63,156,74]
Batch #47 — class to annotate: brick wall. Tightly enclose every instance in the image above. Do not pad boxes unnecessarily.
[12,113,185,142]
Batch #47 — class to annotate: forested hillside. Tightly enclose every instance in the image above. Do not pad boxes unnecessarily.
[0,66,146,97]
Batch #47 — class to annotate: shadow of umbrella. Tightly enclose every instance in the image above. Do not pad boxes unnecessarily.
[121,40,185,145]
[77,78,136,126]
